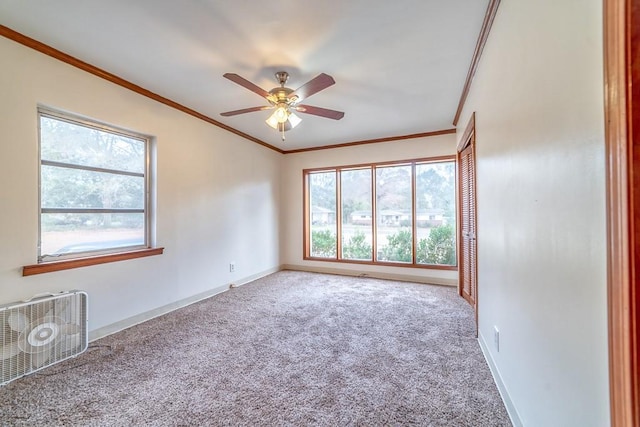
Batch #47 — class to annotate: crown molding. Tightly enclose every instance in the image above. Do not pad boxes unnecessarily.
[452,0,501,126]
[283,129,456,154]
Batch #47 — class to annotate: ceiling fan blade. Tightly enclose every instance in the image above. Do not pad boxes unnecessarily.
[289,73,336,102]
[295,105,345,120]
[223,73,271,99]
[220,106,272,117]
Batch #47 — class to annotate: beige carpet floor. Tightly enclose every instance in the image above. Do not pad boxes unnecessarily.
[1,270,511,426]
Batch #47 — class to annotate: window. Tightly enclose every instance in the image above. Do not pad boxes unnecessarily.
[376,164,413,262]
[415,162,456,265]
[38,108,151,262]
[308,171,337,258]
[341,168,372,261]
[304,157,456,268]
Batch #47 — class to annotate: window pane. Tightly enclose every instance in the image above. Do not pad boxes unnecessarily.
[341,168,372,261]
[309,171,336,258]
[41,213,145,256]
[41,165,144,209]
[40,116,145,173]
[39,110,148,261]
[376,165,412,263]
[415,162,456,265]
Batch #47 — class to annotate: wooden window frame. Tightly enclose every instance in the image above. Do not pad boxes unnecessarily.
[303,156,458,270]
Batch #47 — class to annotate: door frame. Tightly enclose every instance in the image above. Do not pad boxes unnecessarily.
[604,0,639,425]
[457,112,478,330]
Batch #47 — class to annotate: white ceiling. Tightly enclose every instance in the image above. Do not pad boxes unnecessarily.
[0,0,489,151]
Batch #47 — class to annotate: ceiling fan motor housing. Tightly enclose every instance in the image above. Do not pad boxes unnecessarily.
[268,87,295,105]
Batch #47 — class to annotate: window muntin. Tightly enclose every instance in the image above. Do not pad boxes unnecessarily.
[304,158,456,268]
[38,109,149,262]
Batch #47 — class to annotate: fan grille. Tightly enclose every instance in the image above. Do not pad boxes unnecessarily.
[1,291,88,385]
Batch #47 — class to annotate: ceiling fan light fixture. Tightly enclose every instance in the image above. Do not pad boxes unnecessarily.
[266,104,302,130]
[288,112,302,129]
[274,104,289,123]
[265,110,283,129]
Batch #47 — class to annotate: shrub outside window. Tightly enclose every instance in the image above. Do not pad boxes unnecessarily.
[38,108,150,262]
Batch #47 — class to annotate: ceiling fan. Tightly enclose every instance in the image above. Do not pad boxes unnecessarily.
[220,71,344,141]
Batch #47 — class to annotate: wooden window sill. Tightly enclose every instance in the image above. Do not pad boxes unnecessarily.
[23,247,164,276]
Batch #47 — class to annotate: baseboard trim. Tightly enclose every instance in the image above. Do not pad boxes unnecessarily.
[89,266,281,342]
[478,332,523,427]
[229,265,281,288]
[281,264,456,287]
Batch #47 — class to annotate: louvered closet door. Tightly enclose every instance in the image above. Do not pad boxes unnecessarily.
[459,143,477,309]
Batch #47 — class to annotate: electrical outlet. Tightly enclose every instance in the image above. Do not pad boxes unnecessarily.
[229,263,235,273]
[494,326,500,352]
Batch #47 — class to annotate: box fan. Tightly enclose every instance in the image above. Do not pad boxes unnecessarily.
[1,291,88,385]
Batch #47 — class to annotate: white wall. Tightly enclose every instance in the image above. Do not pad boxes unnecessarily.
[281,134,458,286]
[0,37,282,334]
[456,1,608,425]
